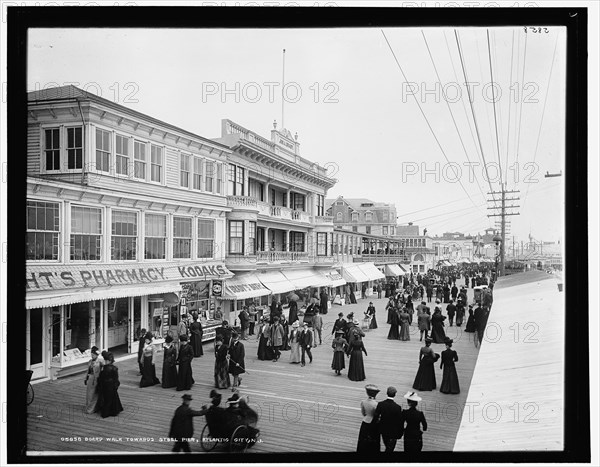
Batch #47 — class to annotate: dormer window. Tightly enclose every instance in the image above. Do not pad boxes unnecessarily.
[365,211,373,222]
[351,212,359,222]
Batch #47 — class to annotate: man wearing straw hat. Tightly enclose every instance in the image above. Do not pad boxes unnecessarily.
[400,391,428,452]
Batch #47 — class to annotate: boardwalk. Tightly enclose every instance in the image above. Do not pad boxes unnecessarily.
[27,290,482,454]
[454,270,564,451]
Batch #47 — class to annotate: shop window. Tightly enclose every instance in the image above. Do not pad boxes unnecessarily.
[173,216,192,259]
[197,218,215,259]
[95,128,111,173]
[134,140,146,179]
[44,128,60,171]
[71,206,102,261]
[27,200,60,260]
[317,232,327,256]
[67,127,83,170]
[229,220,244,254]
[115,134,130,176]
[150,145,163,183]
[65,302,91,353]
[180,281,213,321]
[107,298,129,350]
[111,210,137,261]
[144,213,167,259]
[148,300,166,338]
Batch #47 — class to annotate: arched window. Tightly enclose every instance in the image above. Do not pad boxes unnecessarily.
[413,253,424,262]
[336,212,343,221]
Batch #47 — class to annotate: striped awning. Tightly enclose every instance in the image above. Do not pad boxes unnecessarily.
[282,268,332,289]
[256,270,297,295]
[358,262,386,281]
[317,269,346,288]
[26,282,182,309]
[341,264,370,283]
[384,264,404,276]
[221,273,271,301]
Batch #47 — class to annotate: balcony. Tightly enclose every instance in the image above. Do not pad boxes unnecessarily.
[227,195,258,210]
[312,215,334,225]
[254,201,311,224]
[357,253,412,264]
[256,250,310,263]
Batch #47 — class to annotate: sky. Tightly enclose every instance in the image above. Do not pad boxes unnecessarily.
[27,26,566,243]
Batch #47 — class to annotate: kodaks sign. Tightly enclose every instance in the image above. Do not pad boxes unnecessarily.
[26,262,232,292]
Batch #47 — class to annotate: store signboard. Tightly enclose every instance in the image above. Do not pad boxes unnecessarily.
[26,261,232,292]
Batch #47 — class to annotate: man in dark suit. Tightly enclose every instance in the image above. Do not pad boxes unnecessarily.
[373,386,404,453]
[169,394,204,453]
[400,391,427,452]
[473,302,486,347]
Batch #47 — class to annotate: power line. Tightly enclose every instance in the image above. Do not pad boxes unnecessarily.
[514,29,528,178]
[421,30,487,204]
[522,30,560,210]
[381,30,482,214]
[407,202,488,225]
[444,31,483,169]
[396,195,475,219]
[487,29,504,186]
[454,30,499,207]
[504,30,516,185]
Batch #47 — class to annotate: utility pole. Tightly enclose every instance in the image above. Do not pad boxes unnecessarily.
[487,184,520,276]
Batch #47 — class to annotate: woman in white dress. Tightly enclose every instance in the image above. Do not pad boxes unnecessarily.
[288,321,302,364]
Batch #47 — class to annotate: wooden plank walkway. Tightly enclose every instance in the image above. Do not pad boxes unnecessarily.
[454,270,564,451]
[27,291,484,454]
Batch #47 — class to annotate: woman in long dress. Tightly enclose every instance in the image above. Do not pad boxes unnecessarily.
[140,333,160,387]
[439,339,460,394]
[387,307,400,340]
[356,384,381,453]
[430,308,447,344]
[176,335,195,391]
[289,321,302,364]
[189,315,204,358]
[280,315,290,351]
[331,330,348,375]
[412,337,437,391]
[214,337,231,389]
[348,338,368,382]
[288,299,299,325]
[385,297,395,324]
[366,302,378,329]
[85,346,102,414]
[98,352,124,418]
[161,335,178,389]
[399,308,411,341]
[257,319,274,361]
[465,305,476,332]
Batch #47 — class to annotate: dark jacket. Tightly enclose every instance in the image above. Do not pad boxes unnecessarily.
[374,398,404,439]
[169,404,204,439]
[400,406,427,438]
[332,318,348,335]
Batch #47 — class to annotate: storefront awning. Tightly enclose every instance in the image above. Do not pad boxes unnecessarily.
[324,269,346,288]
[358,262,386,281]
[26,282,183,309]
[221,273,272,301]
[282,268,332,289]
[256,270,297,295]
[341,263,371,283]
[398,264,410,274]
[384,264,404,276]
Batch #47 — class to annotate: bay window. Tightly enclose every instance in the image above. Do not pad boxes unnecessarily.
[197,219,215,259]
[173,217,192,259]
[115,134,130,176]
[144,214,167,259]
[71,206,102,261]
[228,220,244,254]
[26,200,60,260]
[95,128,111,173]
[67,127,83,170]
[317,232,327,256]
[111,210,137,261]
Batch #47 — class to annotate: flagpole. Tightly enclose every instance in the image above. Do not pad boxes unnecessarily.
[281,48,286,129]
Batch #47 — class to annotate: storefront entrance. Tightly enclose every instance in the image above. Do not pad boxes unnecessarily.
[26,308,45,379]
[106,297,142,358]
